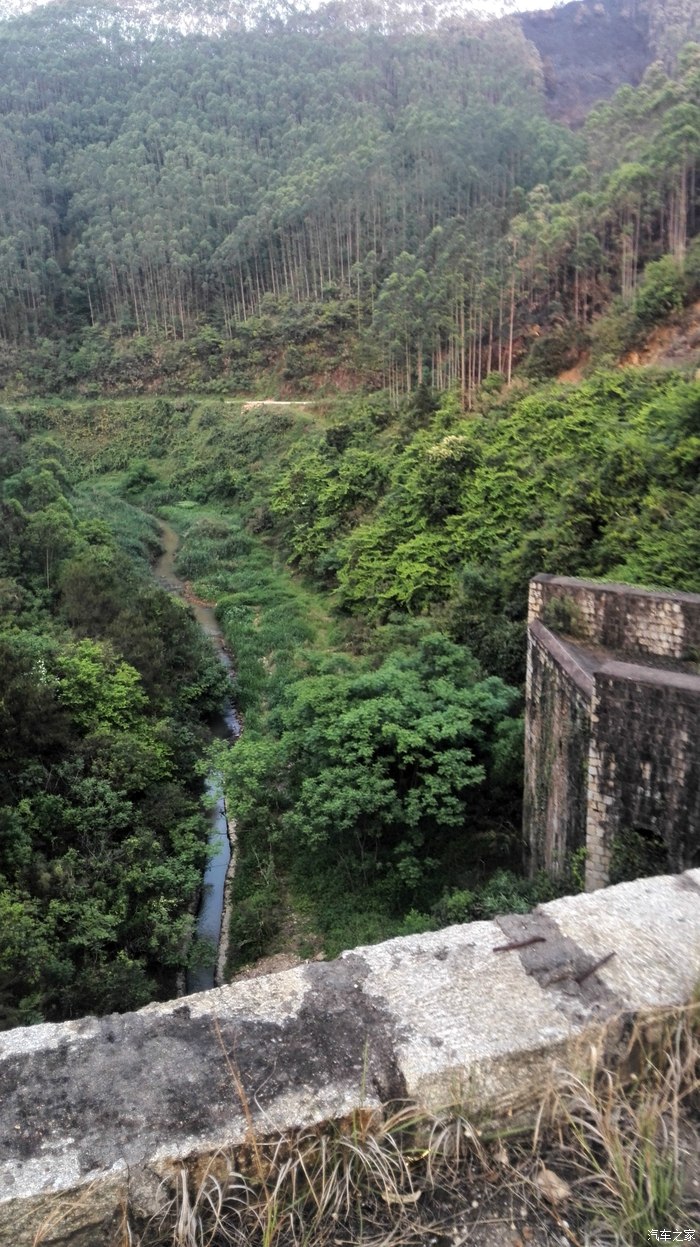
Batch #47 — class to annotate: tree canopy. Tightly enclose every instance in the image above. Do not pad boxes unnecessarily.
[0,406,227,1026]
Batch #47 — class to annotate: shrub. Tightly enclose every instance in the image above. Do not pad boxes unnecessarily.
[589,300,641,364]
[634,256,686,326]
[124,459,158,494]
[524,326,586,381]
[609,827,668,884]
[541,594,587,638]
[684,234,700,298]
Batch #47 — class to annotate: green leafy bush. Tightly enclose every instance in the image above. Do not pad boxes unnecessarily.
[609,828,668,884]
[634,256,686,326]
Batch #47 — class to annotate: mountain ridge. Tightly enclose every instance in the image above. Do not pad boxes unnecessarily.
[520,0,652,125]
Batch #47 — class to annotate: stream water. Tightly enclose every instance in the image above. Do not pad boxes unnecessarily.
[152,522,240,993]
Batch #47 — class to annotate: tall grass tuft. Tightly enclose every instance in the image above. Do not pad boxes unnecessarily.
[542,1002,699,1242]
[133,1001,698,1247]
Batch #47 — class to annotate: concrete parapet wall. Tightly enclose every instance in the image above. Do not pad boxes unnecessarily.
[529,573,700,660]
[2,872,699,1246]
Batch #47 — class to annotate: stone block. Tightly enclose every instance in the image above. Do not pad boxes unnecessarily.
[2,873,699,1246]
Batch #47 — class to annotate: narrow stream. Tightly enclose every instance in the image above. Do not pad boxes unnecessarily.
[152,521,240,994]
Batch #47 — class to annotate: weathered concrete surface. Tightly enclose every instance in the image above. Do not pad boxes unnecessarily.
[1,872,699,1245]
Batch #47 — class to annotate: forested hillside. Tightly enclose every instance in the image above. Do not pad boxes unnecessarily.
[0,0,699,402]
[2,0,700,1026]
[4,355,695,995]
[522,0,699,123]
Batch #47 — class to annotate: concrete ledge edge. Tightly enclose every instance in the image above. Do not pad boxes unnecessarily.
[1,870,699,1245]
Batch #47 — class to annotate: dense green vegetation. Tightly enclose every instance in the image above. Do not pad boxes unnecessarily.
[0,406,228,1026]
[0,0,698,403]
[1,0,700,1021]
[207,370,700,955]
[2,362,699,1007]
[18,356,697,973]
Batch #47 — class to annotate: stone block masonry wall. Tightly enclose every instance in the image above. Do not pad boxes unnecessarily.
[529,574,700,660]
[1,873,699,1247]
[585,664,700,889]
[525,575,700,889]
[524,621,592,874]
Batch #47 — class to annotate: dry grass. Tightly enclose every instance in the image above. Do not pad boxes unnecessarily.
[135,1003,697,1247]
[144,1105,429,1247]
[536,999,700,1244]
[33,1003,698,1247]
